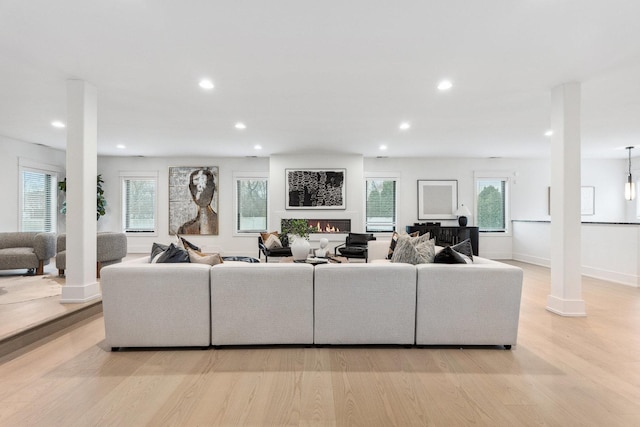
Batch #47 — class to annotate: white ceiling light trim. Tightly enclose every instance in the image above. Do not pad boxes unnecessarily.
[545,130,553,137]
[235,122,247,130]
[399,122,411,131]
[51,120,65,128]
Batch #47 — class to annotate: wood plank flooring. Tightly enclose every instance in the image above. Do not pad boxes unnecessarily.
[1,261,639,426]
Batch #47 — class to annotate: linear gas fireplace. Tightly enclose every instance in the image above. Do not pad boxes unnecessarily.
[281,219,351,234]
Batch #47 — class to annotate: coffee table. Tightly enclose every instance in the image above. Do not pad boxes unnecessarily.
[279,256,348,264]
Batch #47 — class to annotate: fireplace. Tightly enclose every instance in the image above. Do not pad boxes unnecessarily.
[281,219,351,234]
[308,219,351,234]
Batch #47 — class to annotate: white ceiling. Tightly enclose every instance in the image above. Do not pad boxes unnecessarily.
[1,1,640,159]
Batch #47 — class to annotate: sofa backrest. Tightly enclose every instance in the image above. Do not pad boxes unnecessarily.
[0,232,38,249]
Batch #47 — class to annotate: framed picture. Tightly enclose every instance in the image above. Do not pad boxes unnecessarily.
[169,166,219,235]
[286,169,346,209]
[581,186,595,215]
[417,180,458,220]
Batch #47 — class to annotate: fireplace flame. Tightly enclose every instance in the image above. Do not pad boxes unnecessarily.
[311,221,341,233]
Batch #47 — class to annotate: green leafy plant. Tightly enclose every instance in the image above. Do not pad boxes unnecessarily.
[281,218,315,242]
[58,174,107,220]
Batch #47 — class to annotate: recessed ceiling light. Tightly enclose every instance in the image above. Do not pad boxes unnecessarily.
[235,122,246,130]
[379,144,387,151]
[254,144,262,150]
[545,130,553,137]
[116,144,126,149]
[437,80,453,91]
[199,79,214,90]
[399,122,411,131]
[51,120,65,128]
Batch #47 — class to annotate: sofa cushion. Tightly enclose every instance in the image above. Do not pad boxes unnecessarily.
[451,239,474,260]
[434,246,467,264]
[188,248,223,265]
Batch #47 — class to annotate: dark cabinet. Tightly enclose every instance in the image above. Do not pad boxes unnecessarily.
[405,225,479,256]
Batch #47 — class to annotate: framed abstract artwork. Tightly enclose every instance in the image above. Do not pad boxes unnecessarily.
[168,166,219,235]
[417,180,458,220]
[286,169,346,209]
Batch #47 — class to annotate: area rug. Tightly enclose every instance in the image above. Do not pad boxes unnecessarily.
[0,274,64,304]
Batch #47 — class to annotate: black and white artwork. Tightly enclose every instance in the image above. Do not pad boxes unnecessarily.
[286,169,346,209]
[169,166,219,235]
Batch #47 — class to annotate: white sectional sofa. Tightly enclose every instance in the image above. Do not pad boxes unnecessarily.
[100,240,523,350]
[210,262,314,345]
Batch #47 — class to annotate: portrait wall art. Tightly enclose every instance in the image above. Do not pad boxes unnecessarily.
[286,169,346,209]
[169,166,219,235]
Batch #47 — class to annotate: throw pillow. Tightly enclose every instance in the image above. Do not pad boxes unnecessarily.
[387,231,422,259]
[263,233,283,250]
[155,243,190,263]
[451,239,473,260]
[150,242,169,263]
[187,248,224,265]
[390,234,436,264]
[433,246,467,264]
[177,235,201,252]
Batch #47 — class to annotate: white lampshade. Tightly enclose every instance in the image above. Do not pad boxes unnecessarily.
[455,205,471,217]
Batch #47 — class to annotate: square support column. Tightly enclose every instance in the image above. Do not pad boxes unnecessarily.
[547,82,586,316]
[60,80,100,304]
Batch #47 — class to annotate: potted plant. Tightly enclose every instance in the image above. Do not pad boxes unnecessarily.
[58,174,107,220]
[281,218,315,260]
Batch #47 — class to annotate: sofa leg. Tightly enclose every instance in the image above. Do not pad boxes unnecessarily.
[36,261,44,275]
[58,269,65,277]
[504,345,512,350]
[97,262,102,279]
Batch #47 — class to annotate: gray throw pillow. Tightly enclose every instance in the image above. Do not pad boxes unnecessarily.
[451,239,473,260]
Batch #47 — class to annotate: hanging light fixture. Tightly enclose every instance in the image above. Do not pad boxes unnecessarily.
[625,146,635,201]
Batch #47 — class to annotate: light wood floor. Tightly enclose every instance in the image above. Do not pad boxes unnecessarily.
[1,261,639,426]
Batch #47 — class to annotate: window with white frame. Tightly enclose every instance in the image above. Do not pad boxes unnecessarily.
[121,173,157,234]
[475,173,510,233]
[234,174,268,233]
[20,165,58,233]
[365,177,398,232]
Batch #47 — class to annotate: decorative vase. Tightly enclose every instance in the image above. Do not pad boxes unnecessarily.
[291,236,311,261]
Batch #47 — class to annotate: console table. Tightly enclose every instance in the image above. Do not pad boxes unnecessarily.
[405,225,479,256]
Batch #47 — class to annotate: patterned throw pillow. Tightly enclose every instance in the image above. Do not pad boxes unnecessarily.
[260,231,283,248]
[390,234,435,264]
[264,233,283,250]
[176,235,201,252]
[155,243,190,263]
[387,231,423,259]
[187,248,224,265]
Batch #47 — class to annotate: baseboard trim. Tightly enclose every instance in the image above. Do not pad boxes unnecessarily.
[0,301,103,360]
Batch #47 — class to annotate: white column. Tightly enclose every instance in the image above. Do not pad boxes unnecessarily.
[547,82,586,316]
[60,80,100,304]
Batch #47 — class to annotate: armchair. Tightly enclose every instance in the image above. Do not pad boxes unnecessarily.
[335,233,376,262]
[258,235,292,262]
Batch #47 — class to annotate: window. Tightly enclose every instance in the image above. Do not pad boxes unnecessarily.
[365,178,397,232]
[475,175,509,232]
[121,173,157,233]
[235,175,268,233]
[20,167,58,232]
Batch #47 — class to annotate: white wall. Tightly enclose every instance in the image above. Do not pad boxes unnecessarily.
[0,135,66,233]
[97,155,269,255]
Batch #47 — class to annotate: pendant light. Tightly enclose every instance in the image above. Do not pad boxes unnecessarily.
[625,146,635,201]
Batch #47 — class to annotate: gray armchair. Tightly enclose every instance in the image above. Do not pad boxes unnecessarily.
[56,232,127,277]
[0,232,56,275]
